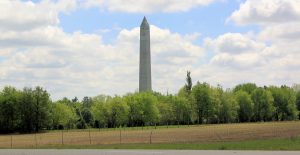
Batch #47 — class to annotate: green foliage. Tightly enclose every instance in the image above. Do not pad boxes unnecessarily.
[19,88,36,132]
[185,71,192,92]
[233,83,257,94]
[192,82,213,124]
[32,86,52,132]
[268,86,298,120]
[91,99,110,127]
[210,86,223,123]
[156,95,175,125]
[0,86,51,133]
[0,86,20,133]
[296,91,300,119]
[251,88,275,121]
[171,96,190,124]
[51,102,77,129]
[126,92,159,126]
[235,90,253,122]
[0,81,300,133]
[108,96,129,127]
[219,91,238,123]
[82,96,93,108]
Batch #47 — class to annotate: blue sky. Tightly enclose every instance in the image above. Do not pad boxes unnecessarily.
[0,0,300,100]
[59,0,258,43]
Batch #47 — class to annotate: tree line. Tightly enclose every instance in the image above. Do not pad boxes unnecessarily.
[0,72,300,133]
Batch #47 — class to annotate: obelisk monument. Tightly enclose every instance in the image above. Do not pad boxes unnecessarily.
[139,17,152,92]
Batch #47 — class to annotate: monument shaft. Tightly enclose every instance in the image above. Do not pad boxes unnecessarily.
[139,17,152,92]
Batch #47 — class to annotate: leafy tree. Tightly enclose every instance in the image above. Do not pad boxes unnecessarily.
[91,94,112,128]
[210,86,223,123]
[192,82,213,124]
[140,93,160,125]
[58,97,73,106]
[125,92,160,126]
[82,96,93,108]
[171,96,190,125]
[32,86,51,132]
[156,95,175,125]
[72,97,78,103]
[91,99,110,128]
[235,90,253,122]
[125,93,145,126]
[51,102,77,129]
[185,71,192,92]
[178,86,196,124]
[219,91,238,123]
[74,105,87,129]
[296,91,300,119]
[233,83,257,94]
[107,96,129,127]
[251,88,275,121]
[268,86,298,120]
[81,108,94,127]
[19,88,35,133]
[0,86,20,133]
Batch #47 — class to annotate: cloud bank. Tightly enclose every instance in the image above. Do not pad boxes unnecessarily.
[0,0,300,100]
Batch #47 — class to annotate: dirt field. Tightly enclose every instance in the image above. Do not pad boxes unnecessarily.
[0,121,300,148]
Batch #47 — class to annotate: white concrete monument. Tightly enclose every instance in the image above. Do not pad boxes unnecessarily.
[139,17,152,92]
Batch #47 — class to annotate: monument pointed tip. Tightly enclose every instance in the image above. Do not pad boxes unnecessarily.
[141,16,149,27]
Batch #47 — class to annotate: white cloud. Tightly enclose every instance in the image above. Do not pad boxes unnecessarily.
[204,33,265,54]
[259,22,300,41]
[82,0,216,13]
[0,0,58,31]
[205,33,267,69]
[199,27,300,88]
[216,0,300,88]
[228,0,300,25]
[1,0,300,100]
[0,1,204,99]
[0,0,77,31]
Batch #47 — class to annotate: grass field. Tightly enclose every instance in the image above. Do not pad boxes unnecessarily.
[35,137,300,150]
[0,121,300,149]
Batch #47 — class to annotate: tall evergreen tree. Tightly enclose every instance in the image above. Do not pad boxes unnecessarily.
[185,71,192,93]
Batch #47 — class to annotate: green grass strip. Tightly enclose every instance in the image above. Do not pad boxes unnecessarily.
[23,137,300,150]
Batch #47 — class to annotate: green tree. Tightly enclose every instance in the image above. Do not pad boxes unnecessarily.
[125,92,160,126]
[251,88,275,121]
[233,83,257,94]
[107,96,129,127]
[296,91,300,119]
[81,108,94,127]
[210,86,223,123]
[171,96,190,125]
[185,71,192,93]
[32,86,51,132]
[125,93,145,126]
[91,99,110,128]
[178,86,196,124]
[268,86,298,120]
[235,90,253,122]
[19,88,35,133]
[0,86,20,133]
[141,93,160,126]
[51,102,77,129]
[219,91,238,123]
[192,82,213,124]
[82,96,93,108]
[156,95,175,125]
[72,100,87,129]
